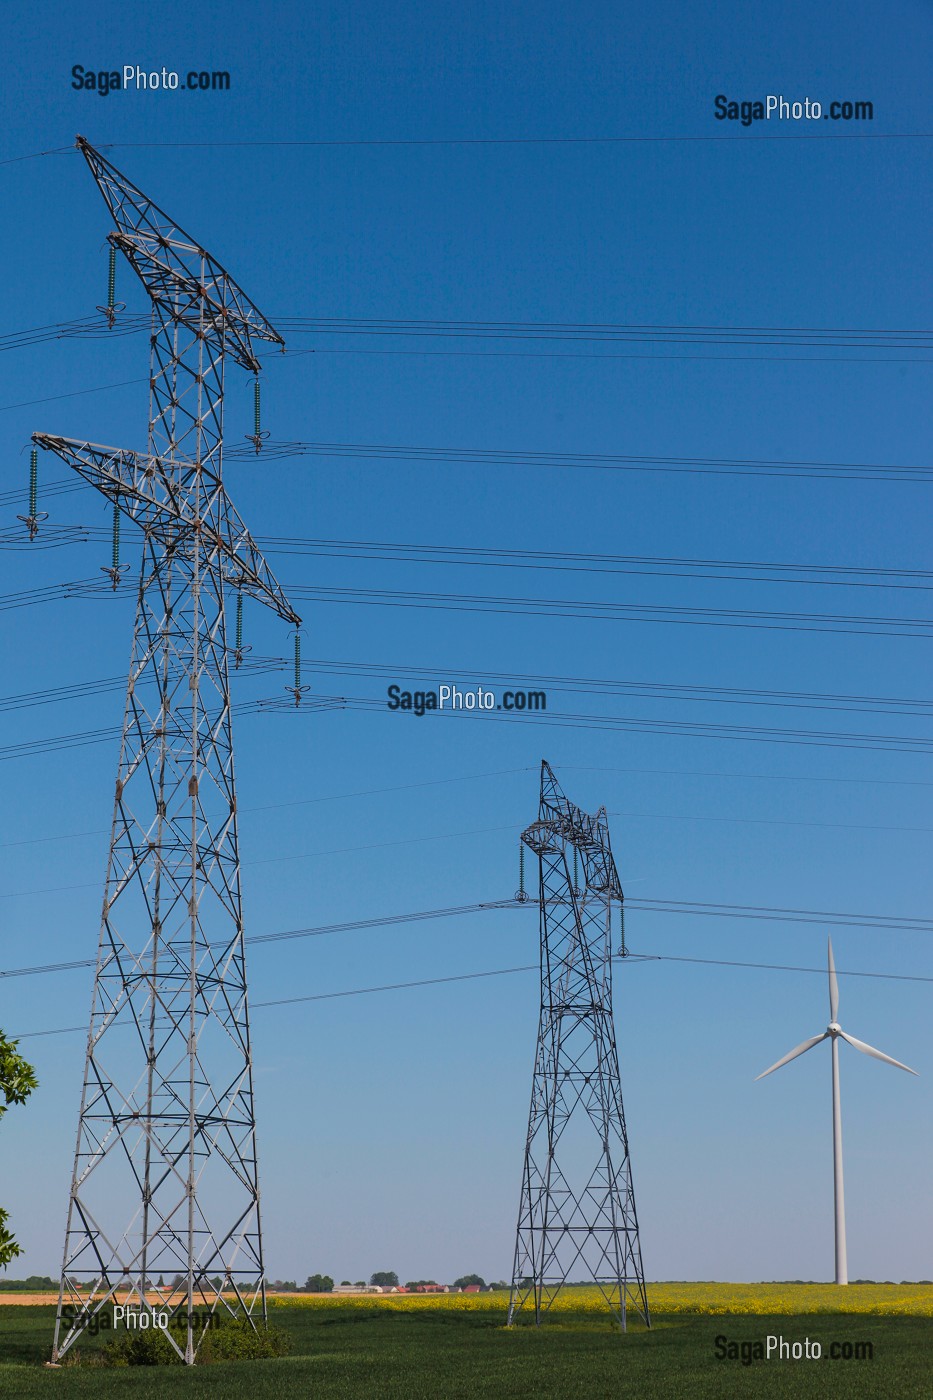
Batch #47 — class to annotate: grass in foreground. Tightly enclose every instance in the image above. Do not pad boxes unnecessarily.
[1,1299,929,1399]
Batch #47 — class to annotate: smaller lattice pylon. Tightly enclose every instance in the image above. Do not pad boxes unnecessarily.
[508,760,649,1332]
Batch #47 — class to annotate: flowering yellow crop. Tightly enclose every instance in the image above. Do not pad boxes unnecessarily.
[269,1282,932,1318]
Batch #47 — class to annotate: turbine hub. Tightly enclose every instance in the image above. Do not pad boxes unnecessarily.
[828,1022,842,1035]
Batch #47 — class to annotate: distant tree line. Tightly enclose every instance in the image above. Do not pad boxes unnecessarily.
[0,1275,56,1291]
[267,1270,503,1293]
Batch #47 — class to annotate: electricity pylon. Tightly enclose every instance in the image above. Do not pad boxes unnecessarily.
[508,761,649,1330]
[34,137,299,1365]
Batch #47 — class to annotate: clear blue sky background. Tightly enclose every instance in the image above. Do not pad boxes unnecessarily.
[0,0,930,1290]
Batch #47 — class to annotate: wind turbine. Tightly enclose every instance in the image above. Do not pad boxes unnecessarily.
[756,937,917,1285]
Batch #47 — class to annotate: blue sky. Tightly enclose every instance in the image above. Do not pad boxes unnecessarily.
[0,0,931,1291]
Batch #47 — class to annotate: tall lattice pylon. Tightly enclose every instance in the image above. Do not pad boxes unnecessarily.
[34,137,300,1365]
[508,761,649,1329]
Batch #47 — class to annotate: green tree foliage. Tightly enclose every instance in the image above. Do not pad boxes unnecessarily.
[304,1274,334,1293]
[0,1031,38,1268]
[370,1271,399,1288]
[454,1274,486,1289]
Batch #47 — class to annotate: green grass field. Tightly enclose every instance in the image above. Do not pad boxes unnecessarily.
[1,1299,929,1398]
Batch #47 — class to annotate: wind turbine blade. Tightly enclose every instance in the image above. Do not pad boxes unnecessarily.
[755,1033,828,1080]
[828,936,839,1022]
[839,1031,918,1075]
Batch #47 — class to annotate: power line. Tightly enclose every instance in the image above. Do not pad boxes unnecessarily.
[626,898,933,933]
[0,377,147,413]
[559,762,933,790]
[0,691,343,767]
[314,344,931,366]
[0,309,930,375]
[7,442,932,493]
[2,684,932,770]
[0,479,83,510]
[5,896,933,985]
[285,584,933,641]
[224,438,933,484]
[0,657,284,717]
[0,145,76,168]
[329,690,933,757]
[5,570,933,643]
[4,308,933,352]
[0,822,517,900]
[101,133,933,149]
[306,657,933,718]
[256,537,933,595]
[3,658,933,725]
[276,314,933,349]
[0,900,518,980]
[9,518,933,596]
[3,751,931,860]
[624,951,933,985]
[608,808,933,837]
[0,313,148,352]
[12,947,931,1042]
[0,765,532,852]
[1,790,930,888]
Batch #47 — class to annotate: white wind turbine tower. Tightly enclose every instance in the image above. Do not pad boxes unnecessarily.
[756,937,918,1285]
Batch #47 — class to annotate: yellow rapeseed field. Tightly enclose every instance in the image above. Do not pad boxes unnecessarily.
[269,1282,932,1318]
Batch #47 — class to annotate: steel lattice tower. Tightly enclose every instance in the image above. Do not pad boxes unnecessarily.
[508,761,649,1329]
[34,138,300,1365]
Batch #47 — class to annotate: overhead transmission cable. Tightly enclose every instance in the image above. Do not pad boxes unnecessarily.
[23,523,933,594]
[223,438,933,484]
[11,948,932,1042]
[4,896,933,986]
[4,571,933,641]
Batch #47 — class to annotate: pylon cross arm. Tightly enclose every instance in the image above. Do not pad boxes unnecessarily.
[537,765,623,899]
[77,137,283,373]
[31,432,300,627]
[110,231,278,374]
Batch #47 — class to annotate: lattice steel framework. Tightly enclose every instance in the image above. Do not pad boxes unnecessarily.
[35,138,299,1365]
[508,761,649,1330]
